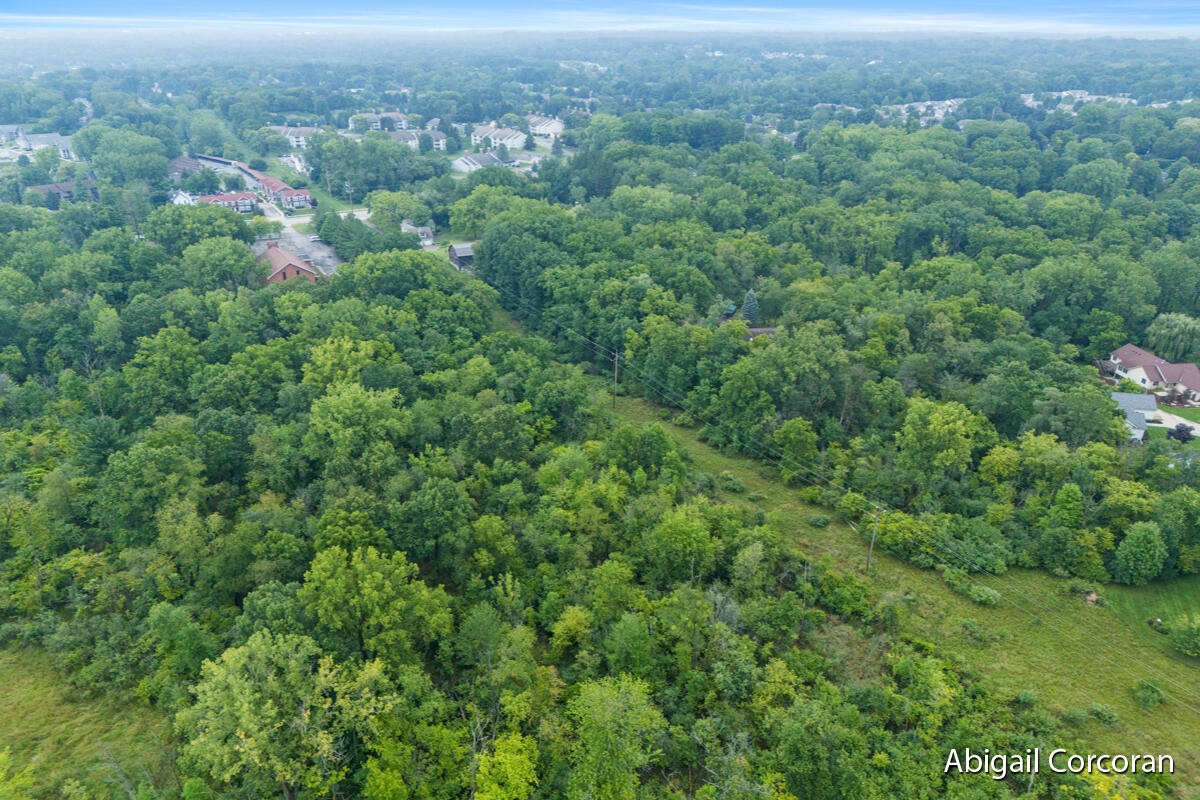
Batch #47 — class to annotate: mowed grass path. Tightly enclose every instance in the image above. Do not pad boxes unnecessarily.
[0,648,173,798]
[616,395,1200,793]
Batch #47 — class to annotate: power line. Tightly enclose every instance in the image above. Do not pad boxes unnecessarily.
[478,277,1200,714]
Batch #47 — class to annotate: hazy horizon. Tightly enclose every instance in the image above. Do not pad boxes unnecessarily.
[3,0,1200,36]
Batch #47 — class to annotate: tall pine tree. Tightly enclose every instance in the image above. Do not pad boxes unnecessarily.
[742,288,759,325]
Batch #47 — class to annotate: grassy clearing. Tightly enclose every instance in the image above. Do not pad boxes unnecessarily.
[264,157,351,213]
[1107,575,1200,653]
[490,307,525,335]
[614,394,1200,793]
[0,647,173,799]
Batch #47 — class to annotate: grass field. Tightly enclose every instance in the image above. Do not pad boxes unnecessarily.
[0,648,173,798]
[264,157,352,213]
[1107,575,1200,653]
[613,393,1200,793]
[1165,406,1200,423]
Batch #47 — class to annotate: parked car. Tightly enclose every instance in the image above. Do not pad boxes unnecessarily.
[309,234,321,242]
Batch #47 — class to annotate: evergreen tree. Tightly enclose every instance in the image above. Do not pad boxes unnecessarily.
[524,133,536,151]
[741,288,759,325]
[551,137,564,157]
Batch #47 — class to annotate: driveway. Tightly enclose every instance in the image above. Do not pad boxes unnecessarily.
[259,203,371,276]
[1152,409,1200,436]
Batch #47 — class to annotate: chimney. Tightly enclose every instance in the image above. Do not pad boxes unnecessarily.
[266,241,278,249]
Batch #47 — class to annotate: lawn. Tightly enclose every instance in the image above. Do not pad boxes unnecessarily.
[0,647,173,798]
[613,394,1200,793]
[1107,575,1200,654]
[1166,406,1200,423]
[264,157,352,213]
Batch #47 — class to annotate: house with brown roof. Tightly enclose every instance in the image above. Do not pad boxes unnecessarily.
[1105,344,1200,402]
[25,176,98,204]
[258,242,318,285]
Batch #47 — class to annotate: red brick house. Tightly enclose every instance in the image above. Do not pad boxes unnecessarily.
[258,242,317,285]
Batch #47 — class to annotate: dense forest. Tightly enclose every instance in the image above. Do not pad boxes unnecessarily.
[0,32,1197,800]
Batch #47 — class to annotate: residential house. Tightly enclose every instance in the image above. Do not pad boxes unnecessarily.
[448,243,474,270]
[527,114,564,137]
[196,192,257,213]
[424,117,441,131]
[168,189,195,205]
[388,129,447,151]
[258,241,318,284]
[354,112,407,131]
[1112,391,1158,443]
[1104,343,1200,402]
[25,176,98,204]
[19,133,76,160]
[471,124,496,146]
[279,188,314,210]
[0,125,22,142]
[269,125,322,149]
[451,152,507,173]
[488,127,526,150]
[470,124,523,149]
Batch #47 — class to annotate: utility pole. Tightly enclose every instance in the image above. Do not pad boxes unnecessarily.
[866,507,881,573]
[612,351,619,410]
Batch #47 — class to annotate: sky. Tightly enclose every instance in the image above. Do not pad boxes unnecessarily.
[1,0,1199,34]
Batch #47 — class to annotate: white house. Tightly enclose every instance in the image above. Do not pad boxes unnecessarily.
[19,133,76,160]
[353,112,408,131]
[451,152,507,172]
[389,129,447,151]
[1106,343,1200,402]
[527,114,564,137]
[269,125,322,149]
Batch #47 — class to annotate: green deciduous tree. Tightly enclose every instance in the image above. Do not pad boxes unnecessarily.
[567,676,666,800]
[298,546,453,669]
[1113,522,1168,586]
[177,631,358,800]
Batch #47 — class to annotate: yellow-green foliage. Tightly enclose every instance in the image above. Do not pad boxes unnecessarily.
[0,648,172,799]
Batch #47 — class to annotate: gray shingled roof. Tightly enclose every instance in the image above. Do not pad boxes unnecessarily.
[1112,392,1157,414]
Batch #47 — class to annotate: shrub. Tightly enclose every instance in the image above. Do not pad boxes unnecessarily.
[1171,615,1200,658]
[747,492,764,502]
[797,486,822,504]
[940,565,971,594]
[968,584,1001,606]
[807,514,830,529]
[960,618,994,645]
[1089,703,1119,727]
[1062,708,1088,726]
[1134,678,1165,709]
[718,471,746,493]
[1016,690,1037,707]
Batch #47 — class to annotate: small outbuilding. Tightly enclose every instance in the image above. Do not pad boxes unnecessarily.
[448,243,474,270]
